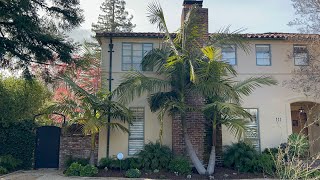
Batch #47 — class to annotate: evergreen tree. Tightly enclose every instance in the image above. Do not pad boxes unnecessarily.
[0,0,84,75]
[92,0,135,32]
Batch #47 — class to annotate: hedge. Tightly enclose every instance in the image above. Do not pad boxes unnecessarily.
[0,119,36,169]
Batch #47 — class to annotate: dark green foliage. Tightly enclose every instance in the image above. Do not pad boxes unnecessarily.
[92,0,135,32]
[65,156,89,168]
[0,77,51,126]
[79,164,98,177]
[125,169,141,178]
[252,153,275,175]
[98,157,113,169]
[168,156,192,175]
[0,166,8,175]
[0,0,84,72]
[263,147,279,156]
[99,157,142,170]
[0,155,22,172]
[224,142,276,174]
[137,142,173,170]
[0,120,36,169]
[64,162,82,176]
[223,142,259,172]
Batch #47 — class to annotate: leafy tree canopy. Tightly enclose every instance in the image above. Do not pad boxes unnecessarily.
[92,0,135,32]
[0,0,84,75]
[0,76,51,126]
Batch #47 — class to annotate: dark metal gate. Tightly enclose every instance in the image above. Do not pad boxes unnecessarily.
[35,126,61,169]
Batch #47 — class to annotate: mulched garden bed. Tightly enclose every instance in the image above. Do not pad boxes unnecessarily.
[97,167,268,179]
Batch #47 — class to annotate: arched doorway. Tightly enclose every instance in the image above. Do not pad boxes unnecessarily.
[290,102,320,156]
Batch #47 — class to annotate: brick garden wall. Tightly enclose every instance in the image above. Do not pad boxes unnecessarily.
[59,135,98,169]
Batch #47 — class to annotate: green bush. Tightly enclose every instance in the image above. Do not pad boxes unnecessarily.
[168,156,191,175]
[223,142,259,172]
[0,155,22,171]
[0,166,8,175]
[64,162,82,176]
[79,164,98,177]
[0,120,36,169]
[127,157,142,169]
[65,156,89,168]
[252,153,275,175]
[98,157,113,169]
[125,169,141,178]
[137,142,173,170]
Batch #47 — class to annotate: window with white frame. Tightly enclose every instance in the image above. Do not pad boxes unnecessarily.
[122,43,153,71]
[294,45,308,66]
[244,108,260,152]
[256,45,271,66]
[128,107,145,156]
[221,45,237,65]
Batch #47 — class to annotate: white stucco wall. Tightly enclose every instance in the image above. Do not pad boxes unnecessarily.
[97,36,317,160]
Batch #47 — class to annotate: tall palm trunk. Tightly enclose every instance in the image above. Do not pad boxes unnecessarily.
[206,111,218,174]
[89,133,96,165]
[181,114,207,175]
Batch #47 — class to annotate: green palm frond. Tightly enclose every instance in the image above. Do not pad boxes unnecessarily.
[220,118,249,140]
[147,1,178,55]
[142,47,172,73]
[204,101,252,119]
[114,71,170,104]
[148,91,179,112]
[209,26,250,54]
[234,76,278,97]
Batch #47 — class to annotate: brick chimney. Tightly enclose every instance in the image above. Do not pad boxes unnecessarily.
[181,0,209,45]
[172,0,209,164]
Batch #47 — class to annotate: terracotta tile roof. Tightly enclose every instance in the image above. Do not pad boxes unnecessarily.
[96,32,320,40]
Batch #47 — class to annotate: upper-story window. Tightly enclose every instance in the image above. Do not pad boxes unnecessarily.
[221,45,237,65]
[122,43,153,71]
[256,45,271,66]
[294,45,308,66]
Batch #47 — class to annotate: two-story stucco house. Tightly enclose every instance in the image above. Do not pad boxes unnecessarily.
[95,0,320,163]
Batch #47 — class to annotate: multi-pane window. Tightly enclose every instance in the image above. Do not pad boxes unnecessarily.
[294,45,308,66]
[244,108,261,152]
[128,107,145,156]
[256,45,271,66]
[122,43,153,71]
[221,45,237,65]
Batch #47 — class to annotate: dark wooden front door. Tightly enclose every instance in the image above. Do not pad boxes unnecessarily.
[291,111,308,137]
[35,126,61,169]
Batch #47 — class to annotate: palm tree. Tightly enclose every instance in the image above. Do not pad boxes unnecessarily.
[115,2,277,175]
[51,76,132,165]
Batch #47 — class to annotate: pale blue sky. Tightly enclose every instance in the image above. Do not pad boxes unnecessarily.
[79,0,298,34]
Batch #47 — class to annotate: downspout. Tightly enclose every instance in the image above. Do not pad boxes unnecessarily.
[107,35,114,157]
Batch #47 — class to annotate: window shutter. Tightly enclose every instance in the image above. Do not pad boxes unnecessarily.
[128,107,145,156]
[244,109,261,152]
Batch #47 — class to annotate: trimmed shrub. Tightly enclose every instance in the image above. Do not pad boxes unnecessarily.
[0,155,22,171]
[0,166,8,175]
[0,120,35,169]
[79,164,98,177]
[168,156,191,175]
[137,142,173,170]
[223,142,259,172]
[64,162,82,176]
[98,157,113,169]
[65,156,89,168]
[125,169,141,178]
[252,153,275,175]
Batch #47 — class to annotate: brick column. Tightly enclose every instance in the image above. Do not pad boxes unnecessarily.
[172,93,207,162]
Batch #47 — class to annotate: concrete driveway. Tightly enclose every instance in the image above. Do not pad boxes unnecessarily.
[0,169,147,180]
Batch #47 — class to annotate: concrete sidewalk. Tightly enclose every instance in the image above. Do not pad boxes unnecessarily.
[0,169,274,180]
